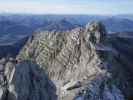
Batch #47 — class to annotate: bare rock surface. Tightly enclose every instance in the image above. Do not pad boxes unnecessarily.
[7,60,57,100]
[17,21,127,100]
[0,58,57,100]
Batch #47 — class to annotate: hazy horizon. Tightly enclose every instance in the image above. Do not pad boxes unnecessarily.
[0,12,133,16]
[0,0,133,15]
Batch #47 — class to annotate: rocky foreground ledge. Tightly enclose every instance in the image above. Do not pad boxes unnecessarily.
[0,22,133,100]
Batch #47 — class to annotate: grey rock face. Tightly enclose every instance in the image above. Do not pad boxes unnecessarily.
[0,87,7,100]
[0,58,57,100]
[17,21,127,100]
[85,21,107,45]
[4,62,14,82]
[7,61,57,100]
[0,58,13,100]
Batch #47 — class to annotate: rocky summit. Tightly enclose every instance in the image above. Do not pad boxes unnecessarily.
[0,21,133,100]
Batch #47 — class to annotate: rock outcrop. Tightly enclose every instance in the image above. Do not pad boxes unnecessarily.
[17,21,126,100]
[0,57,15,100]
[0,59,57,100]
[7,61,57,100]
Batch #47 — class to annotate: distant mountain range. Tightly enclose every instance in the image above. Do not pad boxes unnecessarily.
[0,14,133,58]
[0,35,28,58]
[102,17,133,32]
[115,14,133,21]
[0,20,33,37]
[0,14,133,34]
[38,19,77,31]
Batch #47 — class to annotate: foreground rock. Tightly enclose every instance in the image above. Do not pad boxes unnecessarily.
[0,57,15,100]
[0,59,57,100]
[7,61,57,100]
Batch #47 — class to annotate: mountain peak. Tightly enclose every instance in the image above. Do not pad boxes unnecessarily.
[16,21,127,99]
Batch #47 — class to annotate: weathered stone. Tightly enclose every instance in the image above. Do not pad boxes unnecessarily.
[17,21,127,100]
[62,81,81,91]
[0,87,7,100]
[7,61,57,100]
[4,62,14,81]
[0,58,6,65]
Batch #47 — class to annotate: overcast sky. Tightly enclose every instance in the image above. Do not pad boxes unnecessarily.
[0,0,133,15]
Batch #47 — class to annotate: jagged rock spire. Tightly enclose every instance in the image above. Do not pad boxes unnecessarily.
[84,21,107,44]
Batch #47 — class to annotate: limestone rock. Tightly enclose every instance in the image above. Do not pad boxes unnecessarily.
[0,87,7,100]
[85,21,106,45]
[4,62,14,82]
[17,22,127,100]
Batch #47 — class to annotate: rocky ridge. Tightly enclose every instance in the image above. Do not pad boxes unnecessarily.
[16,21,128,100]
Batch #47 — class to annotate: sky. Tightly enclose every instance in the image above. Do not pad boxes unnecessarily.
[0,0,133,15]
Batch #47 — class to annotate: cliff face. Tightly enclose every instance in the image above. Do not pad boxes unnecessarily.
[16,21,129,100]
[18,22,108,81]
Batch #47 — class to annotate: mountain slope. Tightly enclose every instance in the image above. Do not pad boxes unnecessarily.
[0,35,28,58]
[17,22,129,100]
[1,14,133,35]
[40,19,76,31]
[0,20,33,36]
[102,17,133,32]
